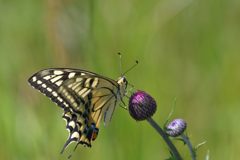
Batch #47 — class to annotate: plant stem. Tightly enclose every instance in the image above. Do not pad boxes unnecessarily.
[181,134,196,160]
[147,117,182,160]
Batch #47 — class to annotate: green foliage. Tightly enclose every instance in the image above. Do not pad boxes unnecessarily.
[0,0,240,159]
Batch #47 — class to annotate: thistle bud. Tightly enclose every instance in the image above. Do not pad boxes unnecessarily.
[166,119,187,137]
[128,90,157,121]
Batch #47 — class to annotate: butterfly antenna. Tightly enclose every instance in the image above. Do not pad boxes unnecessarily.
[123,60,139,75]
[118,52,123,76]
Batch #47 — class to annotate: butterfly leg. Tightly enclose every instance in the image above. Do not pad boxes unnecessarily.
[119,97,129,110]
[119,103,128,110]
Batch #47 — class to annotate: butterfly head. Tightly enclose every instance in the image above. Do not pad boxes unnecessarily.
[117,76,128,89]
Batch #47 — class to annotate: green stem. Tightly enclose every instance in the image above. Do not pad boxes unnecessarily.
[147,117,182,160]
[181,134,196,160]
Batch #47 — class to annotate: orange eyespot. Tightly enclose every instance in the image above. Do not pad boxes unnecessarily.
[91,130,98,141]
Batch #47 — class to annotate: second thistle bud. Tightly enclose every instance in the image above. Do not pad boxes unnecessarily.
[128,90,157,121]
[166,119,187,137]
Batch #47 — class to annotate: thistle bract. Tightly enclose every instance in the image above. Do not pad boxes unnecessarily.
[128,90,157,121]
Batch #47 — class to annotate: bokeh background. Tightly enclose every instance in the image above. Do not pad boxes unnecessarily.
[0,0,240,159]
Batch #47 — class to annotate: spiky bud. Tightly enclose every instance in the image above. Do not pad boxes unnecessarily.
[166,119,187,137]
[128,90,157,121]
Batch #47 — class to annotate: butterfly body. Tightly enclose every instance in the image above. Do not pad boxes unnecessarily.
[28,68,128,151]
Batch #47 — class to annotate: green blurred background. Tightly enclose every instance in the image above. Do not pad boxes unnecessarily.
[0,0,240,159]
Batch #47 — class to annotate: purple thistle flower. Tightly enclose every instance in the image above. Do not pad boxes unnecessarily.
[128,90,157,121]
[166,119,187,137]
[128,91,183,159]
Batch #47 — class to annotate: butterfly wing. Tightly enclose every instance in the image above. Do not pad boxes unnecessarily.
[62,74,119,126]
[28,68,121,151]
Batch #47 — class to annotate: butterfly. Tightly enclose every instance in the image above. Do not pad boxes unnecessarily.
[28,68,129,153]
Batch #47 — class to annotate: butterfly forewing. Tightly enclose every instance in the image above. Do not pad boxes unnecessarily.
[28,68,125,152]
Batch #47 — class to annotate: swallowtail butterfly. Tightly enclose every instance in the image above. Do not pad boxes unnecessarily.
[28,68,128,153]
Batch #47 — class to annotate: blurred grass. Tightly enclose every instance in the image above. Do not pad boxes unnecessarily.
[0,0,240,159]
